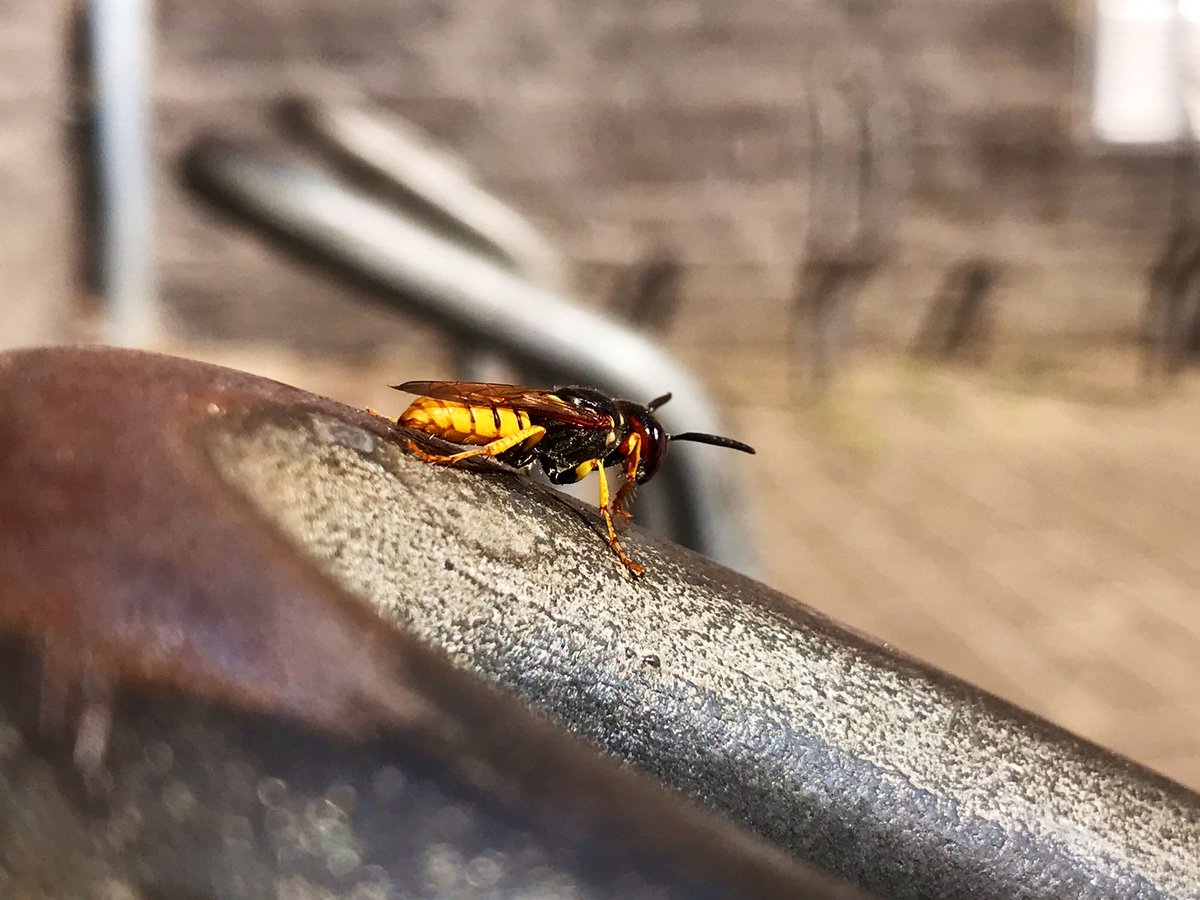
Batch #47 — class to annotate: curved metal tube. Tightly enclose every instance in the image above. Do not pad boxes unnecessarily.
[184,139,757,574]
[286,96,566,288]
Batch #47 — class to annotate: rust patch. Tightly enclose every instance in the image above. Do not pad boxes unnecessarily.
[0,346,426,738]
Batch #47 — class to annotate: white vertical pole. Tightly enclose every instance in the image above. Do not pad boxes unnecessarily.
[91,0,158,346]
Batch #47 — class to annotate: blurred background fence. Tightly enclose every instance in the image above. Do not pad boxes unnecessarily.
[3,0,1200,788]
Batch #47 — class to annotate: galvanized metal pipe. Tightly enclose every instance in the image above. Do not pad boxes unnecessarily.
[287,97,566,288]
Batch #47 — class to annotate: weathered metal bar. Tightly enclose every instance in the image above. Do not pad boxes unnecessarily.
[0,346,861,899]
[4,347,1198,899]
[206,382,1200,899]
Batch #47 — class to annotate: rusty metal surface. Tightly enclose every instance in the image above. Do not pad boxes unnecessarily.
[0,345,862,899]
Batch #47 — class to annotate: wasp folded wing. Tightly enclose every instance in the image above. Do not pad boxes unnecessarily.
[391,381,610,428]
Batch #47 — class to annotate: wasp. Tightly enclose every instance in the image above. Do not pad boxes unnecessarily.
[376,381,755,578]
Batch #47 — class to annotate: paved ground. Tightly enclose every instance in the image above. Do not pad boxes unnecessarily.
[183,339,1200,790]
[731,348,1200,790]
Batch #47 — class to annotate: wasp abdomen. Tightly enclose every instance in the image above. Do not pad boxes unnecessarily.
[399,397,533,445]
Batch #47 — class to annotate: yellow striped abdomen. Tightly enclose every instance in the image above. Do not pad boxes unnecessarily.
[398,397,533,446]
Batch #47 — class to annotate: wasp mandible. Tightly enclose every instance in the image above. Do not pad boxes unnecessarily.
[377,381,755,578]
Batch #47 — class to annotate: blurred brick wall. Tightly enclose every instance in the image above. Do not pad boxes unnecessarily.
[0,2,1180,353]
[150,1,1176,355]
[0,1,73,349]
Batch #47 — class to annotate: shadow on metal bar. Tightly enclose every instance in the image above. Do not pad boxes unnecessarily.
[0,346,859,900]
[5,348,1196,898]
[181,134,755,576]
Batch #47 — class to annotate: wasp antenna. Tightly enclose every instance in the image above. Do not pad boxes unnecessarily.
[669,432,756,454]
[647,392,673,412]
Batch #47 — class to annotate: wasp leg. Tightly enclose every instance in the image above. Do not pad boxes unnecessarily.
[612,433,642,520]
[405,424,546,466]
[365,407,397,422]
[595,462,645,578]
[612,481,635,521]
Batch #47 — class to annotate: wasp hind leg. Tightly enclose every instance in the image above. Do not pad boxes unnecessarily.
[405,424,546,466]
[595,463,645,578]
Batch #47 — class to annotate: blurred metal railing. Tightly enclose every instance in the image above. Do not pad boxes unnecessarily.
[285,97,566,290]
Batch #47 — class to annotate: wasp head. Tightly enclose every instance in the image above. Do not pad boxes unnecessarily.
[625,391,756,482]
[608,391,756,485]
[605,392,666,483]
[627,408,670,484]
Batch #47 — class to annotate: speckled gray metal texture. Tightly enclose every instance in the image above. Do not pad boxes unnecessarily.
[203,404,1200,899]
[0,346,865,900]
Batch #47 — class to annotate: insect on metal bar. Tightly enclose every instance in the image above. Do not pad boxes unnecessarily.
[375,381,755,577]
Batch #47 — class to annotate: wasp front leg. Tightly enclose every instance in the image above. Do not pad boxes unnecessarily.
[612,480,636,521]
[611,434,642,520]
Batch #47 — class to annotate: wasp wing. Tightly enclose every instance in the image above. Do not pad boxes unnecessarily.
[392,381,610,428]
